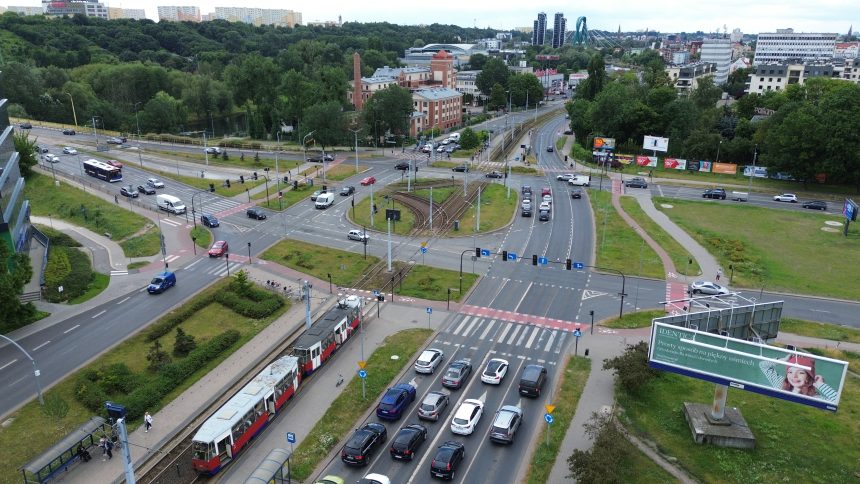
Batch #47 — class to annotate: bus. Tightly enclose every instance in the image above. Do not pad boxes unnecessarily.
[82,158,123,182]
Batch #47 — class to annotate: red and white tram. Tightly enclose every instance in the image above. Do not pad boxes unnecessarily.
[290,295,362,376]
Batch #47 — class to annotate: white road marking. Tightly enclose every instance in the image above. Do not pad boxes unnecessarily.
[461,317,480,337]
[525,326,540,349]
[515,325,532,346]
[32,341,51,351]
[116,296,130,305]
[544,330,557,352]
[91,310,106,319]
[505,325,522,345]
[64,324,80,334]
[451,316,471,335]
[0,359,18,371]
[478,319,496,340]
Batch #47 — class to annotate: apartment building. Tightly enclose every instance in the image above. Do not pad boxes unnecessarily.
[701,38,733,85]
[666,62,716,95]
[42,0,108,18]
[745,62,842,92]
[213,7,301,27]
[412,88,463,134]
[753,29,837,65]
[532,12,547,46]
[157,5,201,22]
[552,13,566,48]
[108,7,146,19]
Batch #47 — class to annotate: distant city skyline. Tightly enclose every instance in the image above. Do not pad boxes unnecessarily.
[1,0,856,35]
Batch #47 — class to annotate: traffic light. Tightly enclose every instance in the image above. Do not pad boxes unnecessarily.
[226,179,231,188]
[293,180,298,189]
[475,247,481,257]
[240,175,245,184]
[566,258,572,270]
[377,294,385,302]
[278,191,283,198]
[209,183,215,193]
[502,250,508,261]
[253,172,258,180]
[532,254,538,266]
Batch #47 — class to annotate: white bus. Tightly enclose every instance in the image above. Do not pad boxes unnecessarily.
[82,158,123,182]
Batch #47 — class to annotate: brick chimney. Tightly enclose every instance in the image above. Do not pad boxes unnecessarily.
[353,52,362,109]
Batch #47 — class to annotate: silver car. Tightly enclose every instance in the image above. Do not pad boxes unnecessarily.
[689,280,730,295]
[417,390,449,421]
[414,348,444,374]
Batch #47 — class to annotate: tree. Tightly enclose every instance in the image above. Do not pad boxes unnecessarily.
[362,85,413,145]
[0,244,36,333]
[468,53,488,70]
[567,99,593,147]
[303,100,346,152]
[567,411,628,483]
[146,340,171,372]
[690,76,722,110]
[459,128,479,150]
[577,54,606,101]
[13,130,38,178]
[602,341,660,394]
[173,327,197,357]
[508,73,544,108]
[475,58,510,96]
[487,83,507,111]
[139,91,185,134]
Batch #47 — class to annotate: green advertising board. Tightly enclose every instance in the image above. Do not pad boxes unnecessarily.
[648,322,848,412]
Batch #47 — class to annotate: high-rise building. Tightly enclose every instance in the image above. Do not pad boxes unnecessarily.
[753,28,837,65]
[552,13,566,48]
[157,5,201,22]
[42,0,108,18]
[532,12,547,46]
[108,7,146,19]
[213,7,301,27]
[730,28,743,43]
[701,38,733,85]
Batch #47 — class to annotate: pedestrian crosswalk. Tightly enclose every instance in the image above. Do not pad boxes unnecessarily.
[440,315,570,357]
[203,197,241,215]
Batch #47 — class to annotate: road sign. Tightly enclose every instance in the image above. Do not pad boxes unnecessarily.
[358,369,367,379]
[544,413,554,424]
[573,262,584,269]
[373,290,380,296]
[538,256,548,265]
[358,360,366,369]
[545,404,555,414]
[480,249,491,257]
[421,241,427,247]
[286,432,296,444]
[507,252,518,261]
[573,329,582,337]
[426,307,432,314]
[421,247,427,254]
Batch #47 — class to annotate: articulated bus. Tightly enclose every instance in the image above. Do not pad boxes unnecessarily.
[82,158,123,182]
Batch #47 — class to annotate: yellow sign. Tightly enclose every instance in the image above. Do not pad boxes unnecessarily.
[358,361,367,369]
[545,405,555,414]
[421,241,427,248]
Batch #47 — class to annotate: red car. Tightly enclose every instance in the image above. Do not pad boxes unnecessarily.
[360,176,376,186]
[106,159,123,168]
[541,186,552,197]
[208,240,229,257]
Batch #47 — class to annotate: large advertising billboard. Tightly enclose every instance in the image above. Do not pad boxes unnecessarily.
[593,137,616,150]
[636,155,658,167]
[712,162,738,175]
[643,135,669,152]
[664,158,687,170]
[616,154,634,165]
[649,322,848,411]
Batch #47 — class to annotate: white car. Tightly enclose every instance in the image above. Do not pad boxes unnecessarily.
[45,154,60,163]
[481,358,509,384]
[539,202,551,212]
[147,178,165,189]
[414,348,445,374]
[689,280,730,296]
[773,193,798,203]
[542,194,552,205]
[348,229,369,242]
[556,173,575,181]
[437,145,446,153]
[359,473,391,484]
[450,398,484,435]
[205,147,221,154]
[62,147,77,155]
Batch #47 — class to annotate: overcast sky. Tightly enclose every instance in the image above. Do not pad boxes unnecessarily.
[4,0,857,35]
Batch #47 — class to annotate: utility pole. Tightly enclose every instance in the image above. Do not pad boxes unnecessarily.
[304,281,313,330]
[387,217,392,272]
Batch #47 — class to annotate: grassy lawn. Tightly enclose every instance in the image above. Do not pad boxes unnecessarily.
[67,272,110,304]
[430,161,462,169]
[619,196,701,277]
[396,264,478,301]
[350,193,418,235]
[127,261,149,270]
[511,165,540,175]
[555,137,566,151]
[413,186,457,204]
[320,163,366,181]
[525,356,591,484]
[653,197,860,299]
[779,318,860,344]
[456,183,518,234]
[603,309,666,329]
[290,328,432,480]
[260,239,380,287]
[143,165,267,197]
[259,182,317,211]
[589,191,665,279]
[617,368,860,483]
[190,225,212,248]
[119,226,161,257]
[147,147,303,173]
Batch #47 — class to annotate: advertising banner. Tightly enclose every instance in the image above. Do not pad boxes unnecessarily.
[649,322,848,411]
[593,137,616,150]
[616,154,634,165]
[664,158,687,170]
[713,162,737,175]
[698,161,711,172]
[743,166,769,178]
[636,155,658,167]
[686,160,700,172]
[643,135,669,152]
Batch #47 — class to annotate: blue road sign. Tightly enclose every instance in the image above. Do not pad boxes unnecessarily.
[507,252,518,261]
[480,249,491,257]
[573,262,585,269]
[538,257,548,265]
[373,290,380,296]
[286,432,296,444]
[573,329,582,338]
[421,247,427,254]
[426,307,432,314]
[358,369,367,379]
[544,413,554,424]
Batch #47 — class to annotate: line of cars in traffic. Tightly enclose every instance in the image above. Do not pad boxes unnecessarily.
[702,188,829,210]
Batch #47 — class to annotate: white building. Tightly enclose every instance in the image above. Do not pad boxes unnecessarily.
[213,7,301,27]
[701,38,733,85]
[108,7,146,19]
[455,70,481,97]
[666,62,716,95]
[730,28,743,43]
[753,29,837,65]
[157,5,201,22]
[840,58,860,85]
[745,62,842,93]
[42,0,107,18]
[6,6,43,15]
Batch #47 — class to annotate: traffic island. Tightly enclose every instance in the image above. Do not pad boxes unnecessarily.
[682,402,756,449]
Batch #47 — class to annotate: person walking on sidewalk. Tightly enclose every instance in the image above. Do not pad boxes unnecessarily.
[144,412,153,432]
[99,436,107,460]
[716,268,723,282]
[105,438,113,460]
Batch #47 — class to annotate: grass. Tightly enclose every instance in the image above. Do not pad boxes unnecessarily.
[413,186,457,204]
[118,226,162,257]
[510,165,540,174]
[619,196,701,277]
[67,272,110,304]
[525,356,591,484]
[617,367,860,483]
[603,309,666,329]
[613,435,680,483]
[290,328,432,480]
[260,239,380,287]
[143,165,267,197]
[190,225,212,248]
[259,182,316,211]
[456,183,519,234]
[350,193,418,235]
[395,264,478,301]
[653,197,860,299]
[147,147,303,174]
[319,163,366,181]
[555,137,566,151]
[589,191,665,279]
[430,161,462,169]
[127,261,149,270]
[779,318,860,344]
[4,278,288,480]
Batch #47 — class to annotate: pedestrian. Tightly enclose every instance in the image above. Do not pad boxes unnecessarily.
[114,194,118,204]
[649,170,653,180]
[77,443,91,462]
[105,438,113,460]
[716,268,722,281]
[99,436,107,460]
[144,412,153,432]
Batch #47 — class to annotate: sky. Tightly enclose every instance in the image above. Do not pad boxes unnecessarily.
[3,0,857,35]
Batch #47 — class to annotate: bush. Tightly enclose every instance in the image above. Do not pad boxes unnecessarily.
[145,293,216,341]
[146,340,172,372]
[173,327,197,357]
[44,247,71,287]
[602,341,660,395]
[37,226,81,247]
[42,247,95,302]
[73,376,109,413]
[214,291,283,318]
[97,363,139,394]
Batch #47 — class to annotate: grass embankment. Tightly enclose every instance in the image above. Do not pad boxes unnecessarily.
[299,163,365,182]
[190,226,212,248]
[779,318,860,344]
[413,186,457,204]
[147,146,303,174]
[290,328,433,480]
[6,275,288,480]
[430,161,462,169]
[350,194,418,236]
[260,239,380,287]
[588,191,665,279]
[456,183,518,234]
[258,182,316,211]
[118,227,161,257]
[525,356,591,484]
[37,225,108,304]
[383,263,478,302]
[654,197,860,299]
[510,165,540,175]
[142,165,267,197]
[619,197,700,277]
[602,310,667,329]
[127,261,149,271]
[25,173,159,257]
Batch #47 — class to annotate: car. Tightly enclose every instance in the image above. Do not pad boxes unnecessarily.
[489,405,523,444]
[703,188,727,200]
[310,190,325,201]
[36,145,49,153]
[542,194,552,205]
[348,229,369,242]
[204,147,221,155]
[568,175,591,187]
[441,138,451,145]
[246,207,267,220]
[481,358,509,384]
[430,441,465,480]
[441,359,472,389]
[62,129,76,135]
[417,391,450,421]
[625,177,648,189]
[389,423,427,461]
[541,186,552,197]
[774,193,798,203]
[450,398,484,435]
[689,280,730,296]
[421,144,434,153]
[556,173,575,181]
[201,214,219,227]
[314,476,345,484]
[358,474,390,484]
[45,154,60,163]
[802,200,828,211]
[451,165,469,172]
[539,201,551,212]
[546,146,554,152]
[444,146,457,153]
[570,189,582,199]
[521,185,532,195]
[521,207,532,217]
[323,153,335,161]
[414,348,445,374]
[137,184,156,195]
[147,271,176,294]
[19,122,32,129]
[146,178,165,189]
[341,423,387,466]
[395,161,410,170]
[376,382,417,420]
[360,176,376,186]
[118,136,128,143]
[563,129,573,134]
[340,186,355,196]
[518,364,547,397]
[437,145,446,153]
[539,210,550,221]
[107,137,123,144]
[208,240,228,257]
[105,159,123,168]
[62,147,77,155]
[485,171,503,179]
[120,185,138,198]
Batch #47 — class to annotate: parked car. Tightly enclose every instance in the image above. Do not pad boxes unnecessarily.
[450,398,484,435]
[774,193,798,203]
[147,271,176,294]
[348,229,369,242]
[570,189,582,199]
[107,137,124,144]
[376,382,417,420]
[360,176,376,186]
[395,161,410,170]
[451,165,469,172]
[246,207,267,220]
[689,280,730,295]
[441,359,472,389]
[201,214,219,227]
[414,349,445,374]
[105,159,123,168]
[208,240,228,257]
[45,154,60,163]
[340,186,355,196]
[417,391,450,421]
[430,441,465,480]
[485,171,504,179]
[341,423,387,466]
[389,424,427,461]
[702,188,727,200]
[120,185,138,198]
[62,147,77,155]
[481,358,509,384]
[147,178,165,189]
[489,405,523,444]
[625,177,648,188]
[137,184,156,195]
[62,129,76,135]
[802,200,828,211]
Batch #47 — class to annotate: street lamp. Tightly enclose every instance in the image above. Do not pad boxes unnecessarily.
[716,139,723,164]
[225,252,230,276]
[348,125,361,174]
[64,92,78,127]
[134,102,143,167]
[302,130,316,165]
[0,335,45,406]
[589,310,595,335]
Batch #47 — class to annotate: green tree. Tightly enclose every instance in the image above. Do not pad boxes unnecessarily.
[146,340,171,372]
[0,244,36,333]
[760,104,826,187]
[173,327,197,357]
[13,130,38,178]
[139,91,185,134]
[303,100,346,151]
[475,58,510,96]
[577,54,606,101]
[602,341,660,395]
[725,67,753,99]
[459,127,479,150]
[508,73,544,108]
[362,85,413,145]
[468,53,488,70]
[690,76,722,110]
[566,99,593,147]
[567,411,627,483]
[487,83,507,111]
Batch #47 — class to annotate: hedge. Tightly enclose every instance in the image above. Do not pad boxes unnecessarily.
[42,247,95,302]
[213,291,283,318]
[145,292,217,342]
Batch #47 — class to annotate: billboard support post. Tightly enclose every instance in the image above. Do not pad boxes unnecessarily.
[711,384,728,421]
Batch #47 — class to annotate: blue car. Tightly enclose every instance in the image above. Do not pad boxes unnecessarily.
[376,381,417,420]
[148,271,176,294]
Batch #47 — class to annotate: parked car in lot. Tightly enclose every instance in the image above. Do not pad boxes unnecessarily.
[441,359,472,389]
[395,161,410,170]
[360,176,376,186]
[414,349,445,374]
[208,240,228,257]
[489,405,523,444]
[430,441,465,480]
[417,391,450,421]
[45,154,60,163]
[389,424,427,461]
[481,358,509,384]
[246,207,267,220]
[702,188,727,199]
[376,382,417,420]
[625,177,648,188]
[340,185,355,196]
[802,200,828,211]
[341,423,387,466]
[348,229,369,242]
[201,214,219,227]
[450,398,484,435]
[62,129,76,135]
[147,178,165,189]
[451,165,469,172]
[773,193,798,203]
[485,171,503,178]
[689,280,730,295]
[120,185,138,198]
[137,184,156,195]
[62,147,77,155]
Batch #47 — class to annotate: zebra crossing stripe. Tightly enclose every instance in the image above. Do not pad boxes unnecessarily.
[451,316,471,335]
[525,326,540,349]
[479,320,496,340]
[461,317,480,337]
[544,330,557,352]
[506,325,522,345]
[495,322,512,343]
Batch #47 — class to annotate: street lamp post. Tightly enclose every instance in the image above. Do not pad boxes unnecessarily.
[458,249,473,294]
[302,131,316,165]
[225,253,230,276]
[64,92,78,127]
[586,265,627,319]
[716,139,723,164]
[134,102,143,167]
[247,242,252,264]
[0,335,45,406]
[590,310,595,335]
[348,126,361,174]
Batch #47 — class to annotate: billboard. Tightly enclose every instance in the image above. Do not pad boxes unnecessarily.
[663,158,686,170]
[593,137,616,150]
[643,135,669,152]
[698,161,711,172]
[844,199,858,221]
[616,154,634,165]
[713,162,737,175]
[649,322,848,411]
[743,165,769,178]
[636,155,658,167]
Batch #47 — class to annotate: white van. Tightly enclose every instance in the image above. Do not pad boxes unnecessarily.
[315,192,335,209]
[156,194,186,214]
[448,133,461,142]
[568,175,591,187]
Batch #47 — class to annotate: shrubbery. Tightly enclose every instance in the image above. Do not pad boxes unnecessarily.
[42,247,95,302]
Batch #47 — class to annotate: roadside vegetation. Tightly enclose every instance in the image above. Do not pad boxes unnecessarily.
[602,309,666,329]
[350,192,418,236]
[373,262,478,302]
[618,196,700,277]
[190,225,212,248]
[260,239,380,287]
[456,183,519,234]
[588,191,665,279]
[779,318,860,344]
[38,225,108,303]
[142,165,267,197]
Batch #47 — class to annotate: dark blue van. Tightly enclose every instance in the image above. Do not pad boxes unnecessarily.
[201,214,219,227]
[148,271,176,294]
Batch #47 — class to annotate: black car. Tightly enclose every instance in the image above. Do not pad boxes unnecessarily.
[702,188,727,200]
[120,185,138,198]
[137,184,156,195]
[201,214,220,227]
[36,145,49,153]
[246,208,267,220]
[389,423,427,461]
[340,186,355,196]
[395,162,410,170]
[430,441,465,480]
[625,178,648,189]
[521,207,532,217]
[485,171,503,179]
[19,122,32,129]
[341,423,387,466]
[452,165,469,173]
[62,129,76,135]
[802,200,828,211]
[546,146,554,152]
[442,359,472,389]
[570,189,582,199]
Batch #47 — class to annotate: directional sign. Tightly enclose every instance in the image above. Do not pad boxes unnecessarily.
[573,262,585,269]
[480,249,491,257]
[544,413,554,424]
[573,329,582,338]
[358,369,367,379]
[286,432,296,444]
[538,257,548,266]
[545,404,555,414]
[507,252,518,261]
[421,247,427,254]
[426,307,432,314]
[358,360,367,369]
